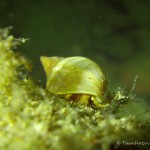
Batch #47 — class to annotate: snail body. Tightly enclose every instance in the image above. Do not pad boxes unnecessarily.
[40,56,108,108]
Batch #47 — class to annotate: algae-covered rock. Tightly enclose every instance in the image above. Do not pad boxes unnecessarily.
[0,27,150,150]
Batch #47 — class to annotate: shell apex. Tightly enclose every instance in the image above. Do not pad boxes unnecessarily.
[40,56,63,77]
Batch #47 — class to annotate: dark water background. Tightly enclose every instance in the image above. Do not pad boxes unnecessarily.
[0,0,150,102]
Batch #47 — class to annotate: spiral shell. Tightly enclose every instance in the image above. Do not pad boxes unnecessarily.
[40,56,108,108]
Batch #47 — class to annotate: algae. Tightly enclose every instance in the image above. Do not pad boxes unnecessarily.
[0,27,150,150]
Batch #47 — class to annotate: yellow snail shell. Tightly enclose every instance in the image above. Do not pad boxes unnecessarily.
[40,56,108,108]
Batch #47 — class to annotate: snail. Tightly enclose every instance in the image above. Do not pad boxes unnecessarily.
[40,56,109,108]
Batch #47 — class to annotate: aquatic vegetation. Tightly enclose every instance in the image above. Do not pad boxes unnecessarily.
[0,27,149,150]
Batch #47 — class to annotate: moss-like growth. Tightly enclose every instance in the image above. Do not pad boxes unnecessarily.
[0,27,150,150]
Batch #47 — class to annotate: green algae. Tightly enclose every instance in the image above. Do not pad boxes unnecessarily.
[0,27,150,150]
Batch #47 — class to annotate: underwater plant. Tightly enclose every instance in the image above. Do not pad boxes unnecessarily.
[0,27,150,150]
